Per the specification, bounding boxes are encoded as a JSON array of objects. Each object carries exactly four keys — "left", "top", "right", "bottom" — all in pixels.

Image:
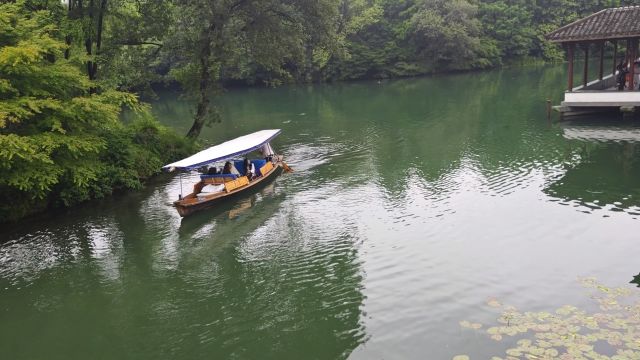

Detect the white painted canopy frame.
[{"left": 162, "top": 129, "right": 281, "bottom": 172}]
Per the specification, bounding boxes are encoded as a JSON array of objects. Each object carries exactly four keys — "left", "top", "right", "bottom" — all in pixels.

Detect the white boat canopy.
[{"left": 162, "top": 129, "right": 281, "bottom": 172}]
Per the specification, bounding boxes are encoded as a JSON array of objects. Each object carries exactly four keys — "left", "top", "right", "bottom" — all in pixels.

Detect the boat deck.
[{"left": 174, "top": 161, "right": 283, "bottom": 217}]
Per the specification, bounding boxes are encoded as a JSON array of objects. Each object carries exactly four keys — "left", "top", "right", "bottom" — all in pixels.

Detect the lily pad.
[
  {"left": 452, "top": 355, "right": 470, "bottom": 360},
  {"left": 458, "top": 278, "right": 640, "bottom": 360}
]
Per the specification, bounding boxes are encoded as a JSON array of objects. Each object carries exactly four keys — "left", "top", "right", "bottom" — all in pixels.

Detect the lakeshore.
[{"left": 2, "top": 65, "right": 640, "bottom": 359}]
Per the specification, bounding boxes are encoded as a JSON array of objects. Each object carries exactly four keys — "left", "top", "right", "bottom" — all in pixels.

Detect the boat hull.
[{"left": 173, "top": 163, "right": 283, "bottom": 217}]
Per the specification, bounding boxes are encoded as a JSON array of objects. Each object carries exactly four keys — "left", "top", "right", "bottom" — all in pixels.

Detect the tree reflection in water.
[{"left": 544, "top": 121, "right": 640, "bottom": 216}]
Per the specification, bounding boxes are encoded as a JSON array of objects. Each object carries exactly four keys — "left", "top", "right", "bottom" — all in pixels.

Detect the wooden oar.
[{"left": 282, "top": 161, "right": 294, "bottom": 172}]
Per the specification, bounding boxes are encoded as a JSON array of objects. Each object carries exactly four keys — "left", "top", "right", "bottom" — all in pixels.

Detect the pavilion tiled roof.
[{"left": 546, "top": 6, "right": 640, "bottom": 43}]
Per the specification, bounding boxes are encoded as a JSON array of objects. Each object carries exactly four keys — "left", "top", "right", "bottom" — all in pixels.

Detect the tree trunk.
[
  {"left": 93, "top": 0, "right": 108, "bottom": 78},
  {"left": 304, "top": 45, "right": 313, "bottom": 82},
  {"left": 86, "top": 0, "right": 95, "bottom": 81},
  {"left": 82, "top": 0, "right": 107, "bottom": 93},
  {"left": 64, "top": 0, "right": 73, "bottom": 59},
  {"left": 186, "top": 27, "right": 214, "bottom": 139}
]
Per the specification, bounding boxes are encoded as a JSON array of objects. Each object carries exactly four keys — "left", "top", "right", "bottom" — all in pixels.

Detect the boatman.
[{"left": 244, "top": 158, "right": 255, "bottom": 180}]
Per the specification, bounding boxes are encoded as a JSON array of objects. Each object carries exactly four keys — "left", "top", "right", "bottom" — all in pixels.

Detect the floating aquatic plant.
[{"left": 455, "top": 278, "right": 640, "bottom": 360}]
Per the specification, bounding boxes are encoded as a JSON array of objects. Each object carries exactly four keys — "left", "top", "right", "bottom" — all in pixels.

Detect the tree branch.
[
  {"left": 229, "top": 0, "right": 250, "bottom": 12},
  {"left": 115, "top": 41, "right": 164, "bottom": 47}
]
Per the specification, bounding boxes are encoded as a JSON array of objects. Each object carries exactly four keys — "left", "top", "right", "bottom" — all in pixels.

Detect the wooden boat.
[{"left": 162, "top": 129, "right": 290, "bottom": 217}]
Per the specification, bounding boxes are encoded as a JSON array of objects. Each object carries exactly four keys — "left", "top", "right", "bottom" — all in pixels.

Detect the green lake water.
[{"left": 2, "top": 65, "right": 640, "bottom": 359}]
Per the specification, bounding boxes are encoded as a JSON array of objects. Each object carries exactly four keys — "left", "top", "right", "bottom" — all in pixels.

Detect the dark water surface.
[{"left": 2, "top": 65, "right": 640, "bottom": 359}]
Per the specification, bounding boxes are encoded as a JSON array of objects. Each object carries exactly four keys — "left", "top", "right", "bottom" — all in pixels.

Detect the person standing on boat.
[
  {"left": 244, "top": 158, "right": 255, "bottom": 180},
  {"left": 260, "top": 143, "right": 276, "bottom": 162}
]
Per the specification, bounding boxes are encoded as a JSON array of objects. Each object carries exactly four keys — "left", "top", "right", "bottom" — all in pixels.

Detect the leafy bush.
[{"left": 0, "top": 2, "right": 195, "bottom": 222}]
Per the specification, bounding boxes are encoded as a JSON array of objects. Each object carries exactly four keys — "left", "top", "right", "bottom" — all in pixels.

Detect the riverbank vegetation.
[
  {"left": 1, "top": 0, "right": 635, "bottom": 221},
  {"left": 0, "top": 2, "right": 195, "bottom": 222},
  {"left": 128, "top": 0, "right": 640, "bottom": 138}
]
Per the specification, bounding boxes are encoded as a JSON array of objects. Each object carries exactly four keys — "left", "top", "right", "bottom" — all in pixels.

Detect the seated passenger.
[
  {"left": 207, "top": 166, "right": 218, "bottom": 175},
  {"left": 222, "top": 162, "right": 232, "bottom": 174},
  {"left": 222, "top": 161, "right": 240, "bottom": 176}
]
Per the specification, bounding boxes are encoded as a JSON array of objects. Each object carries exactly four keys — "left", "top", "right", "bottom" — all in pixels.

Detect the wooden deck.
[
  {"left": 555, "top": 74, "right": 640, "bottom": 118},
  {"left": 563, "top": 90, "right": 640, "bottom": 107}
]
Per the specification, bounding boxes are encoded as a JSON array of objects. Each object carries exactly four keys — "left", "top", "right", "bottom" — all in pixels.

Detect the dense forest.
[{"left": 1, "top": 0, "right": 638, "bottom": 222}]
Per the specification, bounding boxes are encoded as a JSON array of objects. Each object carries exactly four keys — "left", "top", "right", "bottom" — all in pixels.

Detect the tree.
[
  {"left": 167, "top": 0, "right": 341, "bottom": 139},
  {"left": 478, "top": 1, "right": 535, "bottom": 61},
  {"left": 55, "top": 0, "right": 172, "bottom": 95},
  {"left": 325, "top": 0, "right": 400, "bottom": 80},
  {"left": 0, "top": 1, "right": 193, "bottom": 221},
  {"left": 92, "top": 0, "right": 173, "bottom": 93},
  {"left": 60, "top": 0, "right": 109, "bottom": 82},
  {"left": 404, "top": 0, "right": 496, "bottom": 71}
]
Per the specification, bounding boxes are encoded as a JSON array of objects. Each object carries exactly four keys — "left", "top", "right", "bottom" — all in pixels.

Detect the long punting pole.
[
  {"left": 567, "top": 43, "right": 575, "bottom": 91},
  {"left": 583, "top": 44, "right": 589, "bottom": 88}
]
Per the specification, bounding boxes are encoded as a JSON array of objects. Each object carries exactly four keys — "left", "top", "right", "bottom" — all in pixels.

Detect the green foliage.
[
  {"left": 4, "top": 0, "right": 636, "bottom": 219},
  {"left": 167, "top": 0, "right": 342, "bottom": 86},
  {"left": 0, "top": 1, "right": 195, "bottom": 222},
  {"left": 98, "top": 0, "right": 173, "bottom": 93},
  {"left": 321, "top": 0, "right": 640, "bottom": 80},
  {"left": 479, "top": 1, "right": 535, "bottom": 60},
  {"left": 51, "top": 0, "right": 640, "bottom": 89},
  {"left": 405, "top": 0, "right": 492, "bottom": 71},
  {"left": 165, "top": 0, "right": 343, "bottom": 138}
]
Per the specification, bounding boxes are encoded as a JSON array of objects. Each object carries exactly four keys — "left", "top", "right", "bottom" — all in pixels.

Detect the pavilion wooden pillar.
[
  {"left": 612, "top": 40, "right": 618, "bottom": 76},
  {"left": 598, "top": 41, "right": 605, "bottom": 80},
  {"left": 627, "top": 39, "right": 633, "bottom": 90},
  {"left": 629, "top": 39, "right": 638, "bottom": 90},
  {"left": 567, "top": 43, "right": 575, "bottom": 91},
  {"left": 583, "top": 43, "right": 589, "bottom": 87},
  {"left": 629, "top": 38, "right": 638, "bottom": 91},
  {"left": 637, "top": 38, "right": 640, "bottom": 90}
]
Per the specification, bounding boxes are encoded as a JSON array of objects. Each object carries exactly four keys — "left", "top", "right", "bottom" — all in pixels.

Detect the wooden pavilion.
[{"left": 547, "top": 6, "right": 640, "bottom": 117}]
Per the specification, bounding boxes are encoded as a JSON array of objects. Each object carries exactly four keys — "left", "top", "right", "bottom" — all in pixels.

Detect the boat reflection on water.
[
  {"left": 177, "top": 181, "right": 280, "bottom": 239},
  {"left": 227, "top": 197, "right": 255, "bottom": 219},
  {"left": 544, "top": 121, "right": 640, "bottom": 214},
  {"left": 164, "top": 179, "right": 366, "bottom": 359},
  {"left": 1, "top": 171, "right": 368, "bottom": 359}
]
